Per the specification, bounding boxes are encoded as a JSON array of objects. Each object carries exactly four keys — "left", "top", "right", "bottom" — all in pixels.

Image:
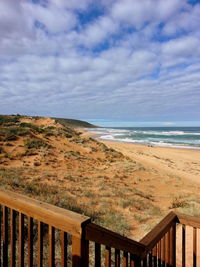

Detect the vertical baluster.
[
  {"left": 194, "top": 228, "right": 197, "bottom": 267},
  {"left": 149, "top": 251, "right": 153, "bottom": 267},
  {"left": 158, "top": 240, "right": 161, "bottom": 267},
  {"left": 105, "top": 246, "right": 111, "bottom": 267},
  {"left": 143, "top": 255, "right": 147, "bottom": 267},
  {"left": 72, "top": 236, "right": 89, "bottom": 267},
  {"left": 0, "top": 205, "right": 2, "bottom": 266},
  {"left": 161, "top": 236, "right": 165, "bottom": 266},
  {"left": 19, "top": 213, "right": 24, "bottom": 267},
  {"left": 182, "top": 225, "right": 186, "bottom": 267},
  {"left": 38, "top": 222, "right": 43, "bottom": 267},
  {"left": 171, "top": 224, "right": 176, "bottom": 267},
  {"left": 28, "top": 216, "right": 33, "bottom": 267},
  {"left": 130, "top": 254, "right": 134, "bottom": 267},
  {"left": 95, "top": 243, "right": 101, "bottom": 267},
  {"left": 10, "top": 209, "right": 16, "bottom": 267},
  {"left": 165, "top": 231, "right": 170, "bottom": 267},
  {"left": 49, "top": 226, "right": 55, "bottom": 267},
  {"left": 185, "top": 225, "right": 193, "bottom": 267},
  {"left": 152, "top": 245, "right": 157, "bottom": 267},
  {"left": 123, "top": 251, "right": 128, "bottom": 267},
  {"left": 115, "top": 249, "right": 120, "bottom": 267},
  {"left": 3, "top": 206, "right": 8, "bottom": 267},
  {"left": 176, "top": 224, "right": 182, "bottom": 267},
  {"left": 197, "top": 229, "right": 200, "bottom": 267},
  {"left": 130, "top": 254, "right": 141, "bottom": 267},
  {"left": 60, "top": 231, "right": 68, "bottom": 267}
]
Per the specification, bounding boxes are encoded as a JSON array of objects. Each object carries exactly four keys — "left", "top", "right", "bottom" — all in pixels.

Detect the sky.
[{"left": 0, "top": 0, "right": 200, "bottom": 127}]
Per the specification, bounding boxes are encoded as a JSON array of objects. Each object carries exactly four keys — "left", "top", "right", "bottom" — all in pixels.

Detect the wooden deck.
[{"left": 0, "top": 189, "right": 199, "bottom": 266}]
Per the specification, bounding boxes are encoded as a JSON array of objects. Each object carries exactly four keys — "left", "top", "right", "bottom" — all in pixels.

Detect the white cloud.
[
  {"left": 0, "top": 0, "right": 200, "bottom": 121},
  {"left": 162, "top": 4, "right": 200, "bottom": 36},
  {"left": 163, "top": 36, "right": 200, "bottom": 57},
  {"left": 111, "top": 0, "right": 186, "bottom": 30},
  {"left": 0, "top": 0, "right": 33, "bottom": 40},
  {"left": 162, "top": 35, "right": 200, "bottom": 67},
  {"left": 111, "top": 0, "right": 153, "bottom": 29},
  {"left": 49, "top": 0, "right": 92, "bottom": 11},
  {"left": 24, "top": 2, "right": 77, "bottom": 34},
  {"left": 78, "top": 16, "right": 118, "bottom": 47}
]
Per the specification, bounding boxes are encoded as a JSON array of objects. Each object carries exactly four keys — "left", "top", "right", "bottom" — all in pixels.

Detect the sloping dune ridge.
[{"left": 0, "top": 114, "right": 200, "bottom": 240}]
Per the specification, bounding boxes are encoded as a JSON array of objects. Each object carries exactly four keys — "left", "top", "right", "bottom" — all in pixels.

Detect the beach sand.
[
  {"left": 81, "top": 131, "right": 200, "bottom": 239},
  {"left": 83, "top": 130, "right": 200, "bottom": 184},
  {"left": 102, "top": 141, "right": 200, "bottom": 183}
]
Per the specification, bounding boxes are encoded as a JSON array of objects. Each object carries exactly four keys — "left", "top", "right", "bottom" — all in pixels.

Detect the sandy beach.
[
  {"left": 83, "top": 130, "right": 200, "bottom": 183},
  {"left": 102, "top": 141, "right": 200, "bottom": 183},
  {"left": 81, "top": 130, "right": 200, "bottom": 237}
]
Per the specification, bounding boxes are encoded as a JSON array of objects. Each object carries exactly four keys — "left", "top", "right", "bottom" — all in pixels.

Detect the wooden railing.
[{"left": 0, "top": 189, "right": 200, "bottom": 266}]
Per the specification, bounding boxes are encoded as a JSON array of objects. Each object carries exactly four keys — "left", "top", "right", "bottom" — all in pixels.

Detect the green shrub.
[
  {"left": 170, "top": 197, "right": 188, "bottom": 209},
  {"left": 0, "top": 115, "right": 20, "bottom": 125},
  {"left": 8, "top": 127, "right": 30, "bottom": 136},
  {"left": 4, "top": 133, "right": 18, "bottom": 141},
  {"left": 24, "top": 138, "right": 50, "bottom": 149},
  {"left": 0, "top": 146, "right": 4, "bottom": 154},
  {"left": 20, "top": 123, "right": 44, "bottom": 133}
]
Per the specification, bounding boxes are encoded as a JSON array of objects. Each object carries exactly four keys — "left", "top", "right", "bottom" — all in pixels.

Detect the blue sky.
[{"left": 0, "top": 0, "right": 200, "bottom": 127}]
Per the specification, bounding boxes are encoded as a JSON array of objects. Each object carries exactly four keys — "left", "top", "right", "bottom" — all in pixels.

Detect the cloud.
[
  {"left": 0, "top": 0, "right": 200, "bottom": 122},
  {"left": 24, "top": 2, "right": 77, "bottom": 34},
  {"left": 161, "top": 35, "right": 200, "bottom": 67},
  {"left": 78, "top": 16, "right": 118, "bottom": 47},
  {"left": 162, "top": 3, "right": 200, "bottom": 36},
  {"left": 0, "top": 0, "right": 33, "bottom": 40},
  {"left": 111, "top": 0, "right": 186, "bottom": 30},
  {"left": 49, "top": 0, "right": 93, "bottom": 11}
]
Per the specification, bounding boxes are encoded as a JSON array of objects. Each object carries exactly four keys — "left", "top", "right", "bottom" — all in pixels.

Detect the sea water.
[{"left": 89, "top": 127, "right": 200, "bottom": 150}]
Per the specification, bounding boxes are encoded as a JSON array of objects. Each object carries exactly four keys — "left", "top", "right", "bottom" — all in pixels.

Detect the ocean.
[{"left": 89, "top": 127, "right": 200, "bottom": 150}]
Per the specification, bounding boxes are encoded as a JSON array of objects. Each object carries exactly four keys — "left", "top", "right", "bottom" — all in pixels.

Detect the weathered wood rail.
[{"left": 0, "top": 189, "right": 199, "bottom": 266}]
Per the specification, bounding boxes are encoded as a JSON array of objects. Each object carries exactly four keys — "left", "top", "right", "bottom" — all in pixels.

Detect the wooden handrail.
[
  {"left": 85, "top": 222, "right": 146, "bottom": 256},
  {"left": 140, "top": 211, "right": 178, "bottom": 251},
  {"left": 176, "top": 212, "right": 200, "bottom": 228},
  {"left": 0, "top": 189, "right": 90, "bottom": 237},
  {"left": 1, "top": 188, "right": 200, "bottom": 266}
]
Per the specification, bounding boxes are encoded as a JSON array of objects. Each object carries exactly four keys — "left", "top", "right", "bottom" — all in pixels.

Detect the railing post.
[
  {"left": 72, "top": 235, "right": 89, "bottom": 267},
  {"left": 3, "top": 206, "right": 8, "bottom": 267},
  {"left": 170, "top": 224, "right": 176, "bottom": 267},
  {"left": 130, "top": 254, "right": 141, "bottom": 267}
]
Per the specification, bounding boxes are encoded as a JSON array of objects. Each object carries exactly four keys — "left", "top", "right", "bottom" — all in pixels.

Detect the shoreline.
[
  {"left": 82, "top": 128, "right": 200, "bottom": 184},
  {"left": 84, "top": 129, "right": 200, "bottom": 152}
]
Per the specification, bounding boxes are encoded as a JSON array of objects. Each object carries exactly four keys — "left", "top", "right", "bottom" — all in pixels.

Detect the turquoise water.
[{"left": 89, "top": 127, "right": 200, "bottom": 149}]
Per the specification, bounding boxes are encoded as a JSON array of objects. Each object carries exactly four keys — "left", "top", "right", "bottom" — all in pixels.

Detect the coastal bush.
[
  {"left": 70, "top": 136, "right": 85, "bottom": 144},
  {"left": 7, "top": 127, "right": 30, "bottom": 136},
  {"left": 0, "top": 115, "right": 20, "bottom": 125},
  {"left": 170, "top": 197, "right": 188, "bottom": 209},
  {"left": 60, "top": 130, "right": 73, "bottom": 138},
  {"left": 20, "top": 122, "right": 44, "bottom": 133},
  {"left": 0, "top": 146, "right": 4, "bottom": 154},
  {"left": 1, "top": 126, "right": 31, "bottom": 141},
  {"left": 4, "top": 133, "right": 18, "bottom": 141},
  {"left": 24, "top": 138, "right": 50, "bottom": 149}
]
